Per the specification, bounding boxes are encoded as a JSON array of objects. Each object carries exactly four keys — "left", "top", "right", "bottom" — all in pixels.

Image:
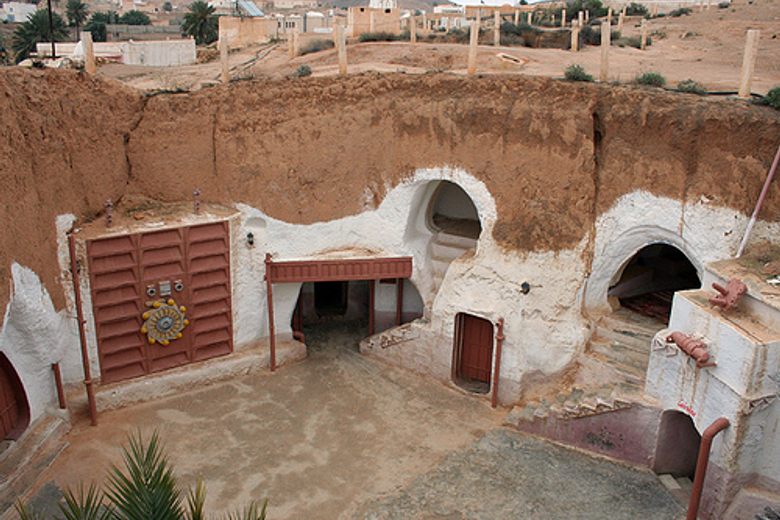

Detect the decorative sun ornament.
[{"left": 141, "top": 299, "right": 189, "bottom": 346}]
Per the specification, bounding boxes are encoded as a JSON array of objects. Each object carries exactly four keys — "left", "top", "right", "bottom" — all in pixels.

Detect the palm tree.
[
  {"left": 65, "top": 0, "right": 89, "bottom": 42},
  {"left": 12, "top": 9, "right": 68, "bottom": 63},
  {"left": 182, "top": 0, "right": 218, "bottom": 45},
  {"left": 16, "top": 431, "right": 268, "bottom": 520}
]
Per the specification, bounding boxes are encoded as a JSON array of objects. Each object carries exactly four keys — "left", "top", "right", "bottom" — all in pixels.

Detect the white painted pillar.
[
  {"left": 578, "top": 10, "right": 584, "bottom": 26},
  {"left": 220, "top": 36, "right": 229, "bottom": 82},
  {"left": 600, "top": 21, "right": 610, "bottom": 81},
  {"left": 640, "top": 19, "right": 648, "bottom": 50},
  {"left": 514, "top": 9, "right": 519, "bottom": 25},
  {"left": 410, "top": 15, "right": 416, "bottom": 43},
  {"left": 80, "top": 31, "right": 96, "bottom": 74},
  {"left": 494, "top": 10, "right": 501, "bottom": 46},
  {"left": 467, "top": 20, "right": 478, "bottom": 75},
  {"left": 561, "top": 8, "right": 566, "bottom": 27},
  {"left": 570, "top": 20, "right": 579, "bottom": 52},
  {"left": 738, "top": 29, "right": 760, "bottom": 98},
  {"left": 335, "top": 23, "right": 347, "bottom": 76},
  {"left": 617, "top": 11, "right": 624, "bottom": 32},
  {"left": 527, "top": 11, "right": 532, "bottom": 24}
]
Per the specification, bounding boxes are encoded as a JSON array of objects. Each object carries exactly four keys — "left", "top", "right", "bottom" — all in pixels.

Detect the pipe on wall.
[
  {"left": 67, "top": 233, "right": 98, "bottom": 426},
  {"left": 265, "top": 253, "right": 277, "bottom": 372},
  {"left": 736, "top": 143, "right": 780, "bottom": 257},
  {"left": 51, "top": 363, "right": 66, "bottom": 410},
  {"left": 686, "top": 417, "right": 730, "bottom": 520},
  {"left": 491, "top": 318, "right": 504, "bottom": 409}
]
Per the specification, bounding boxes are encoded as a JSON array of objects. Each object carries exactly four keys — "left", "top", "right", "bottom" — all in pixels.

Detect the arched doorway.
[
  {"left": 654, "top": 410, "right": 701, "bottom": 479},
  {"left": 0, "top": 353, "right": 30, "bottom": 442},
  {"left": 452, "top": 313, "right": 494, "bottom": 394},
  {"left": 608, "top": 244, "right": 701, "bottom": 323},
  {"left": 427, "top": 181, "right": 481, "bottom": 240}
]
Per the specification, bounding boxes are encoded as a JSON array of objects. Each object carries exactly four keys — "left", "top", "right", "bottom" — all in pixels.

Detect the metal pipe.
[
  {"left": 491, "top": 318, "right": 504, "bottom": 409},
  {"left": 736, "top": 143, "right": 780, "bottom": 257},
  {"left": 51, "top": 363, "right": 66, "bottom": 410},
  {"left": 686, "top": 417, "right": 730, "bottom": 520},
  {"left": 67, "top": 233, "right": 98, "bottom": 426},
  {"left": 264, "top": 253, "right": 276, "bottom": 372}
]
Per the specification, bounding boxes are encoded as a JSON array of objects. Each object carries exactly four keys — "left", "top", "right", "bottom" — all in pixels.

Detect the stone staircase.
[
  {"left": 429, "top": 231, "right": 477, "bottom": 291},
  {"left": 587, "top": 308, "right": 664, "bottom": 386},
  {"left": 506, "top": 381, "right": 643, "bottom": 425}
]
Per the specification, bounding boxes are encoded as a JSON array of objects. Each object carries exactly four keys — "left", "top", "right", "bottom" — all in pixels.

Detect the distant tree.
[
  {"left": 12, "top": 9, "right": 68, "bottom": 63},
  {"left": 0, "top": 36, "right": 9, "bottom": 65},
  {"left": 66, "top": 0, "right": 89, "bottom": 41},
  {"left": 182, "top": 0, "right": 217, "bottom": 45},
  {"left": 84, "top": 11, "right": 116, "bottom": 42},
  {"left": 118, "top": 9, "right": 152, "bottom": 25},
  {"left": 162, "top": 1, "right": 173, "bottom": 11}
]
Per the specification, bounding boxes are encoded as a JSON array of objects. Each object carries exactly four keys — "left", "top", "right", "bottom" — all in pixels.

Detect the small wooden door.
[
  {"left": 455, "top": 313, "right": 494, "bottom": 384},
  {"left": 0, "top": 353, "right": 29, "bottom": 441}
]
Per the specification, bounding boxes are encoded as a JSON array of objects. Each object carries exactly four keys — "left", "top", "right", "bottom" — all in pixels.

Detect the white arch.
[{"left": 584, "top": 225, "right": 703, "bottom": 316}]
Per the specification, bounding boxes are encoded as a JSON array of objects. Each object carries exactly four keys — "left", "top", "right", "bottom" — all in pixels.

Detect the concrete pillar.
[
  {"left": 570, "top": 20, "right": 579, "bottom": 52},
  {"left": 293, "top": 29, "right": 300, "bottom": 56},
  {"left": 527, "top": 11, "right": 532, "bottom": 24},
  {"left": 617, "top": 11, "right": 624, "bottom": 32},
  {"left": 640, "top": 19, "right": 648, "bottom": 50},
  {"left": 514, "top": 9, "right": 519, "bottom": 25},
  {"left": 369, "top": 11, "right": 375, "bottom": 32},
  {"left": 422, "top": 12, "right": 427, "bottom": 33},
  {"left": 707, "top": 0, "right": 711, "bottom": 10},
  {"left": 335, "top": 23, "right": 347, "bottom": 76},
  {"left": 494, "top": 10, "right": 501, "bottom": 46},
  {"left": 410, "top": 15, "right": 416, "bottom": 43},
  {"left": 552, "top": 14, "right": 556, "bottom": 25},
  {"left": 467, "top": 20, "right": 478, "bottom": 75},
  {"left": 287, "top": 31, "right": 294, "bottom": 58},
  {"left": 607, "top": 7, "right": 613, "bottom": 25},
  {"left": 585, "top": 10, "right": 589, "bottom": 22},
  {"left": 651, "top": 4, "right": 658, "bottom": 17},
  {"left": 561, "top": 8, "right": 566, "bottom": 27},
  {"left": 738, "top": 29, "right": 760, "bottom": 98},
  {"left": 220, "top": 36, "right": 229, "bottom": 82},
  {"left": 578, "top": 10, "right": 584, "bottom": 26},
  {"left": 80, "top": 31, "right": 96, "bottom": 74},
  {"left": 475, "top": 8, "right": 481, "bottom": 27},
  {"left": 599, "top": 21, "right": 610, "bottom": 82}
]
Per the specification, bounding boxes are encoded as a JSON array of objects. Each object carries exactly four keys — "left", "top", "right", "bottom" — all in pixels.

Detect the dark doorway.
[
  {"left": 0, "top": 353, "right": 30, "bottom": 441},
  {"left": 609, "top": 244, "right": 700, "bottom": 322},
  {"left": 429, "top": 181, "right": 482, "bottom": 240},
  {"left": 453, "top": 313, "right": 494, "bottom": 394},
  {"left": 314, "top": 281, "right": 349, "bottom": 317},
  {"left": 653, "top": 410, "right": 702, "bottom": 479}
]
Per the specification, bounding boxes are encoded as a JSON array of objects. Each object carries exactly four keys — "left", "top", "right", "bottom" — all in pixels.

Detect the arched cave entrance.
[
  {"left": 291, "top": 279, "right": 424, "bottom": 354},
  {"left": 608, "top": 244, "right": 701, "bottom": 323},
  {"left": 428, "top": 181, "right": 482, "bottom": 240},
  {"left": 653, "top": 410, "right": 702, "bottom": 482},
  {"left": 452, "top": 313, "right": 494, "bottom": 394},
  {"left": 0, "top": 352, "right": 30, "bottom": 445}
]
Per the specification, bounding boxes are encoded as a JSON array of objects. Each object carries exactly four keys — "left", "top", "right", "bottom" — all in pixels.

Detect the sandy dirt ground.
[
  {"left": 97, "top": 0, "right": 779, "bottom": 94},
  {"left": 24, "top": 320, "right": 681, "bottom": 519}
]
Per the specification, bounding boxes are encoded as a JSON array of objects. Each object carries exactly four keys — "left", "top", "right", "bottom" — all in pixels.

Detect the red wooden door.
[
  {"left": 457, "top": 314, "right": 494, "bottom": 383},
  {"left": 87, "top": 221, "right": 233, "bottom": 384},
  {"left": 0, "top": 353, "right": 29, "bottom": 440}
]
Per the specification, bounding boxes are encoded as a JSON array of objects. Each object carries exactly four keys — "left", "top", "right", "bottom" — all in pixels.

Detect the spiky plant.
[{"left": 16, "top": 432, "right": 268, "bottom": 520}]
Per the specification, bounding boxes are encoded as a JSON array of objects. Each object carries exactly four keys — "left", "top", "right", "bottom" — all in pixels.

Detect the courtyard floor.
[{"left": 26, "top": 321, "right": 683, "bottom": 519}]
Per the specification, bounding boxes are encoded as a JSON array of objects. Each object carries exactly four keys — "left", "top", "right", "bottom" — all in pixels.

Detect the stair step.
[
  {"left": 431, "top": 241, "right": 470, "bottom": 262},
  {"left": 659, "top": 474, "right": 682, "bottom": 490},
  {"left": 435, "top": 231, "right": 478, "bottom": 249},
  {"left": 590, "top": 338, "right": 650, "bottom": 367}
]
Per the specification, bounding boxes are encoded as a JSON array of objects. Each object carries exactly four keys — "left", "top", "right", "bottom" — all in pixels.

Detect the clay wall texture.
[{"left": 1, "top": 69, "right": 779, "bottom": 329}]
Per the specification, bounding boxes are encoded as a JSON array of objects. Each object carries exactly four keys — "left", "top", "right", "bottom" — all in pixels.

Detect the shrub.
[
  {"left": 299, "top": 38, "right": 333, "bottom": 55},
  {"left": 614, "top": 35, "right": 646, "bottom": 48},
  {"left": 625, "top": 2, "right": 648, "bottom": 15},
  {"left": 636, "top": 71, "right": 666, "bottom": 87},
  {"left": 718, "top": 1, "right": 730, "bottom": 7},
  {"left": 677, "top": 79, "right": 706, "bottom": 95},
  {"left": 759, "top": 87, "right": 780, "bottom": 110},
  {"left": 358, "top": 31, "right": 399, "bottom": 42},
  {"left": 294, "top": 64, "right": 311, "bottom": 77},
  {"left": 564, "top": 64, "right": 594, "bottom": 82},
  {"left": 669, "top": 7, "right": 692, "bottom": 16},
  {"left": 580, "top": 24, "right": 601, "bottom": 45}
]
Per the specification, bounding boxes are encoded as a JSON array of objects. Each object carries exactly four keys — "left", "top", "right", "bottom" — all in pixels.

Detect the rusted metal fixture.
[
  {"left": 265, "top": 253, "right": 276, "bottom": 372},
  {"left": 737, "top": 143, "right": 780, "bottom": 257},
  {"left": 104, "top": 199, "right": 113, "bottom": 228},
  {"left": 193, "top": 188, "right": 201, "bottom": 214},
  {"left": 51, "top": 363, "right": 66, "bottom": 410},
  {"left": 666, "top": 332, "right": 716, "bottom": 368},
  {"left": 67, "top": 233, "right": 98, "bottom": 426},
  {"left": 709, "top": 278, "right": 747, "bottom": 312},
  {"left": 491, "top": 318, "right": 505, "bottom": 409},
  {"left": 686, "top": 417, "right": 730, "bottom": 520}
]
